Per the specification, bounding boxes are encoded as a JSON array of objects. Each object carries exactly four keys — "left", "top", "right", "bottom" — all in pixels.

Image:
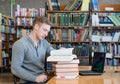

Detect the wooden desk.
[{"left": 47, "top": 66, "right": 120, "bottom": 84}]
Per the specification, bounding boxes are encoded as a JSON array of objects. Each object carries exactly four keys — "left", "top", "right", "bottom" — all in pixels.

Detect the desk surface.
[{"left": 47, "top": 66, "right": 120, "bottom": 84}]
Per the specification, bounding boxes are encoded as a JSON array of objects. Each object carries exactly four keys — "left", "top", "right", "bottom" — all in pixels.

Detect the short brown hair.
[{"left": 33, "top": 16, "right": 51, "bottom": 27}]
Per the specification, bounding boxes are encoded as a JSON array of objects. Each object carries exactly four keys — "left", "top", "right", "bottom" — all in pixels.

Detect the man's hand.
[{"left": 35, "top": 74, "right": 47, "bottom": 83}]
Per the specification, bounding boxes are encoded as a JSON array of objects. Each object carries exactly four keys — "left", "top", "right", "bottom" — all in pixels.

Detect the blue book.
[
  {"left": 99, "top": 16, "right": 113, "bottom": 24},
  {"left": 92, "top": 0, "right": 99, "bottom": 10}
]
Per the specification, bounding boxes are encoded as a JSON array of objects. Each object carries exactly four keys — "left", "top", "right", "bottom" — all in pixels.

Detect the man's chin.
[{"left": 40, "top": 37, "right": 45, "bottom": 40}]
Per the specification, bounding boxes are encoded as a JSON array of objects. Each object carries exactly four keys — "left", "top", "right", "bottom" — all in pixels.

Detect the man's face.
[{"left": 36, "top": 23, "right": 50, "bottom": 40}]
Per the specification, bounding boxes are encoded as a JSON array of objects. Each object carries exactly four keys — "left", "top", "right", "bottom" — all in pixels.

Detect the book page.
[
  {"left": 47, "top": 55, "right": 77, "bottom": 62},
  {"left": 50, "top": 48, "right": 74, "bottom": 56},
  {"left": 57, "top": 59, "right": 79, "bottom": 64}
]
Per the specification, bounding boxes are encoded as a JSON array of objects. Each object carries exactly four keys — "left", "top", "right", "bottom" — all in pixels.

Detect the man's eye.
[{"left": 43, "top": 28, "right": 47, "bottom": 31}]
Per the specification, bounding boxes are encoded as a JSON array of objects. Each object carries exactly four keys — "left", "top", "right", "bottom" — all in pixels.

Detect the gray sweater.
[{"left": 11, "top": 35, "right": 54, "bottom": 82}]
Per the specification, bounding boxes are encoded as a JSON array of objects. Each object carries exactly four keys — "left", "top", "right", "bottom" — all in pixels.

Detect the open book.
[{"left": 47, "top": 48, "right": 77, "bottom": 62}]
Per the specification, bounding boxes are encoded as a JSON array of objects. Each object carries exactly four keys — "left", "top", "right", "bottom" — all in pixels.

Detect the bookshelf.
[
  {"left": 91, "top": 4, "right": 120, "bottom": 66},
  {"left": 46, "top": 1, "right": 91, "bottom": 65},
  {"left": 0, "top": 13, "right": 15, "bottom": 71},
  {"left": 15, "top": 6, "right": 45, "bottom": 40},
  {"left": 47, "top": 1, "right": 120, "bottom": 66}
]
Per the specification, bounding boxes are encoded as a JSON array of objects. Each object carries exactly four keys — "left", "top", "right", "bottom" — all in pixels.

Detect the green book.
[
  {"left": 115, "top": 15, "right": 120, "bottom": 26},
  {"left": 51, "top": 13, "right": 56, "bottom": 26},
  {"left": 64, "top": 0, "right": 74, "bottom": 10},
  {"left": 83, "top": 13, "right": 89, "bottom": 27},
  {"left": 71, "top": 0, "right": 82, "bottom": 11},
  {"left": 79, "top": 13, "right": 85, "bottom": 27},
  {"left": 108, "top": 15, "right": 120, "bottom": 26}
]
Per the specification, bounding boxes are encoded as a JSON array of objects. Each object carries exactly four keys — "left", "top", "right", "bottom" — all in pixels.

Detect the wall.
[
  {"left": 0, "top": 0, "right": 120, "bottom": 16},
  {"left": 0, "top": 0, "right": 11, "bottom": 16}
]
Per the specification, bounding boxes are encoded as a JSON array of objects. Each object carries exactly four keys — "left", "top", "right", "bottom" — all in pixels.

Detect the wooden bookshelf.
[
  {"left": 99, "top": 4, "right": 120, "bottom": 11},
  {"left": 46, "top": 1, "right": 91, "bottom": 66},
  {"left": 46, "top": 3, "right": 120, "bottom": 66},
  {"left": 0, "top": 13, "right": 16, "bottom": 70},
  {"left": 91, "top": 4, "right": 120, "bottom": 66},
  {"left": 15, "top": 7, "right": 46, "bottom": 39}
]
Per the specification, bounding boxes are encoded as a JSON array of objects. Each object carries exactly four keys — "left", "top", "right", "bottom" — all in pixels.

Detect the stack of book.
[
  {"left": 47, "top": 48, "right": 79, "bottom": 79},
  {"left": 53, "top": 59, "right": 79, "bottom": 79}
]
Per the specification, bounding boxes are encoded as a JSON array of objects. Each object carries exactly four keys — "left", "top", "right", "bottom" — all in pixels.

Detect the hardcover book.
[{"left": 92, "top": 0, "right": 99, "bottom": 10}]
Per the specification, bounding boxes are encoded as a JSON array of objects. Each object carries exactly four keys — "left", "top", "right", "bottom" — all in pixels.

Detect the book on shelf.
[
  {"left": 64, "top": 0, "right": 74, "bottom": 10},
  {"left": 70, "top": 0, "right": 82, "bottom": 11},
  {"left": 67, "top": 0, "right": 77, "bottom": 11},
  {"left": 62, "top": 29, "right": 68, "bottom": 41},
  {"left": 106, "top": 53, "right": 113, "bottom": 59},
  {"left": 92, "top": 0, "right": 99, "bottom": 10},
  {"left": 101, "top": 36, "right": 112, "bottom": 42},
  {"left": 91, "top": 35, "right": 101, "bottom": 42},
  {"left": 99, "top": 16, "right": 114, "bottom": 26},
  {"left": 47, "top": 0, "right": 60, "bottom": 10},
  {"left": 105, "top": 7, "right": 114, "bottom": 11},
  {"left": 80, "top": 0, "right": 90, "bottom": 11},
  {"left": 49, "top": 29, "right": 77, "bottom": 42},
  {"left": 64, "top": 0, "right": 82, "bottom": 11},
  {"left": 49, "top": 13, "right": 89, "bottom": 27},
  {"left": 15, "top": 4, "right": 45, "bottom": 17},
  {"left": 99, "top": 16, "right": 113, "bottom": 24},
  {"left": 92, "top": 33, "right": 120, "bottom": 42},
  {"left": 79, "top": 28, "right": 89, "bottom": 42},
  {"left": 108, "top": 15, "right": 120, "bottom": 26},
  {"left": 92, "top": 13, "right": 99, "bottom": 26},
  {"left": 112, "top": 32, "right": 120, "bottom": 42},
  {"left": 99, "top": 23, "right": 114, "bottom": 27}
]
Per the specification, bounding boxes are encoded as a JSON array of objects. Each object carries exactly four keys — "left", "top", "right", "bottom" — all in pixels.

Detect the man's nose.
[{"left": 45, "top": 32, "right": 48, "bottom": 36}]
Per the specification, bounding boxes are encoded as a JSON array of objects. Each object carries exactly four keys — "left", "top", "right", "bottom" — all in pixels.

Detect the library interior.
[{"left": 0, "top": 0, "right": 120, "bottom": 84}]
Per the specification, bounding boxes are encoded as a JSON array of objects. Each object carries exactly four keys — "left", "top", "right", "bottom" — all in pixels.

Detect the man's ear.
[{"left": 34, "top": 24, "right": 39, "bottom": 31}]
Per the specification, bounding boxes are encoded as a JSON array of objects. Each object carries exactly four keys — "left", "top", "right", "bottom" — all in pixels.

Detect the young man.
[{"left": 11, "top": 16, "right": 54, "bottom": 84}]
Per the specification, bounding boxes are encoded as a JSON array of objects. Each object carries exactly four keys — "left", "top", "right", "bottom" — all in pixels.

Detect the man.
[{"left": 11, "top": 16, "right": 54, "bottom": 84}]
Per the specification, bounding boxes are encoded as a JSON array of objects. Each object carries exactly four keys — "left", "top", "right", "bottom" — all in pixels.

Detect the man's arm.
[{"left": 11, "top": 41, "right": 36, "bottom": 82}]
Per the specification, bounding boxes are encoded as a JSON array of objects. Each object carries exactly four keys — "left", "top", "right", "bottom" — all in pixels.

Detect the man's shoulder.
[
  {"left": 40, "top": 39, "right": 49, "bottom": 44},
  {"left": 13, "top": 36, "right": 29, "bottom": 46},
  {"left": 40, "top": 39, "right": 51, "bottom": 47}
]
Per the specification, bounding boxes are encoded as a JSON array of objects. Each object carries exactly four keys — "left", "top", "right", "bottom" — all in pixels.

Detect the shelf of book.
[
  {"left": 46, "top": 0, "right": 93, "bottom": 66},
  {"left": 47, "top": 1, "right": 120, "bottom": 66},
  {"left": 15, "top": 4, "right": 46, "bottom": 39},
  {"left": 91, "top": 4, "right": 120, "bottom": 66},
  {"left": 0, "top": 13, "right": 15, "bottom": 70}
]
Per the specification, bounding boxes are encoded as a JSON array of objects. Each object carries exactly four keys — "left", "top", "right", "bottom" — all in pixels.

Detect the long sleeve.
[{"left": 11, "top": 41, "right": 36, "bottom": 82}]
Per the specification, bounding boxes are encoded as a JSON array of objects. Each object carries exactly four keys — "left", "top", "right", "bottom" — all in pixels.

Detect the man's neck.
[{"left": 29, "top": 32, "right": 39, "bottom": 46}]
